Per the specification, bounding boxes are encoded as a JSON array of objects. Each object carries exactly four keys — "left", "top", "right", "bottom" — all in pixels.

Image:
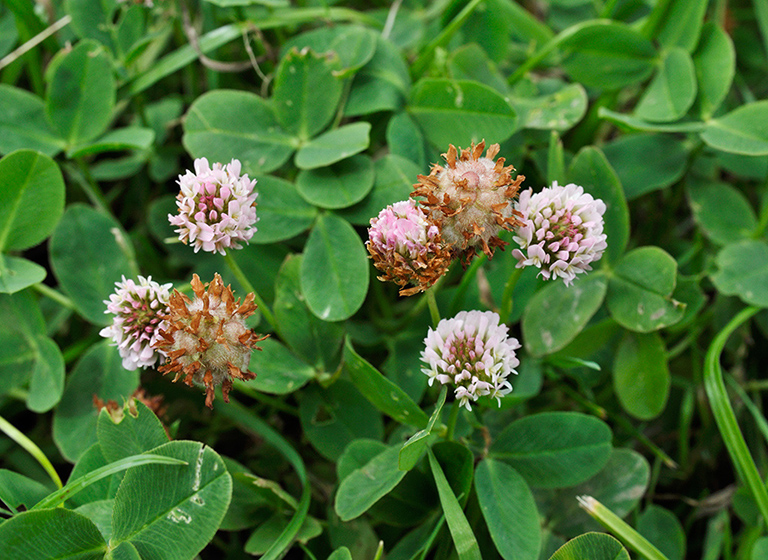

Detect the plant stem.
[
  {"left": 222, "top": 252, "right": 277, "bottom": 331},
  {"left": 445, "top": 401, "right": 460, "bottom": 441},
  {"left": 410, "top": 0, "right": 485, "bottom": 77},
  {"left": 578, "top": 496, "right": 671, "bottom": 560},
  {"left": 0, "top": 414, "right": 62, "bottom": 489},
  {"left": 499, "top": 267, "right": 523, "bottom": 323},
  {"left": 703, "top": 306, "right": 768, "bottom": 527},
  {"left": 32, "top": 283, "right": 75, "bottom": 310},
  {"left": 426, "top": 286, "right": 441, "bottom": 327}
]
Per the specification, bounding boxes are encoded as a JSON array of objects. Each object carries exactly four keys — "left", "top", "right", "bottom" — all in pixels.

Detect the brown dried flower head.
[
  {"left": 366, "top": 199, "right": 453, "bottom": 296},
  {"left": 153, "top": 273, "right": 266, "bottom": 408},
  {"left": 412, "top": 140, "right": 525, "bottom": 263}
]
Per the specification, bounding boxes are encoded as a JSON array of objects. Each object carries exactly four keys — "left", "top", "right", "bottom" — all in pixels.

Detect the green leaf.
[
  {"left": 67, "top": 127, "right": 155, "bottom": 158},
  {"left": 252, "top": 175, "right": 317, "bottom": 244},
  {"left": 247, "top": 337, "right": 315, "bottom": 394},
  {"left": 692, "top": 23, "right": 735, "bottom": 118},
  {"left": 752, "top": 538, "right": 768, "bottom": 560},
  {"left": 448, "top": 44, "right": 509, "bottom": 94},
  {"left": 655, "top": 0, "right": 708, "bottom": 52},
  {"left": 338, "top": 154, "right": 421, "bottom": 226},
  {"left": 27, "top": 335, "right": 65, "bottom": 413},
  {"left": 0, "top": 469, "right": 52, "bottom": 511},
  {"left": 295, "top": 122, "right": 371, "bottom": 170},
  {"left": 45, "top": 40, "right": 115, "bottom": 146},
  {"left": 386, "top": 112, "right": 427, "bottom": 169},
  {"left": 66, "top": 444, "right": 120, "bottom": 508},
  {"left": 64, "top": 0, "right": 118, "bottom": 46},
  {"left": 97, "top": 400, "right": 169, "bottom": 463},
  {"left": 549, "top": 532, "right": 630, "bottom": 560},
  {"left": 49, "top": 204, "right": 133, "bottom": 325},
  {"left": 244, "top": 513, "right": 322, "bottom": 555},
  {"left": 409, "top": 79, "right": 518, "bottom": 149},
  {"left": 522, "top": 272, "right": 608, "bottom": 357},
  {"left": 0, "top": 149, "right": 65, "bottom": 252},
  {"left": 512, "top": 83, "right": 588, "bottom": 131},
  {"left": 607, "top": 246, "right": 685, "bottom": 332},
  {"left": 335, "top": 444, "right": 407, "bottom": 521},
  {"left": 273, "top": 255, "right": 345, "bottom": 370},
  {"left": 344, "top": 338, "right": 429, "bottom": 429},
  {"left": 0, "top": 508, "right": 107, "bottom": 560},
  {"left": 282, "top": 25, "right": 377, "bottom": 78},
  {"left": 111, "top": 441, "right": 232, "bottom": 559},
  {"left": 300, "top": 213, "right": 369, "bottom": 321},
  {"left": 634, "top": 48, "right": 697, "bottom": 123},
  {"left": 475, "top": 459, "right": 541, "bottom": 560},
  {"left": 296, "top": 154, "right": 375, "bottom": 209},
  {"left": 568, "top": 146, "right": 629, "bottom": 264},
  {"left": 0, "top": 85, "right": 64, "bottom": 156},
  {"left": 490, "top": 412, "right": 613, "bottom": 488},
  {"left": 701, "top": 101, "right": 768, "bottom": 156},
  {"left": 346, "top": 34, "right": 410, "bottom": 116},
  {"left": 0, "top": 254, "right": 46, "bottom": 294},
  {"left": 711, "top": 240, "right": 768, "bottom": 307},
  {"left": 53, "top": 341, "right": 139, "bottom": 462},
  {"left": 602, "top": 133, "right": 687, "bottom": 200},
  {"left": 0, "top": 291, "right": 45, "bottom": 397},
  {"left": 547, "top": 449, "right": 650, "bottom": 538},
  {"left": 428, "top": 448, "right": 482, "bottom": 560},
  {"left": 613, "top": 331, "right": 670, "bottom": 420},
  {"left": 687, "top": 179, "right": 757, "bottom": 245},
  {"left": 32, "top": 453, "right": 187, "bottom": 511},
  {"left": 337, "top": 439, "right": 388, "bottom": 482},
  {"left": 183, "top": 89, "right": 296, "bottom": 175},
  {"left": 637, "top": 505, "right": 686, "bottom": 560},
  {"left": 559, "top": 21, "right": 657, "bottom": 89},
  {"left": 273, "top": 47, "right": 343, "bottom": 139},
  {"left": 399, "top": 386, "right": 446, "bottom": 471},
  {"left": 328, "top": 548, "right": 353, "bottom": 560},
  {"left": 298, "top": 380, "right": 383, "bottom": 461}
]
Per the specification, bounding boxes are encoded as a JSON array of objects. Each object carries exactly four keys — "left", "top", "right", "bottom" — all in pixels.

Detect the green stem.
[
  {"left": 578, "top": 496, "right": 670, "bottom": 560},
  {"left": 450, "top": 254, "right": 486, "bottom": 312},
  {"left": 499, "top": 267, "right": 523, "bottom": 323},
  {"left": 703, "top": 306, "right": 768, "bottom": 527},
  {"left": 426, "top": 286, "right": 441, "bottom": 327},
  {"left": 445, "top": 401, "right": 461, "bottom": 441},
  {"left": 0, "top": 414, "right": 62, "bottom": 489},
  {"left": 410, "top": 0, "right": 485, "bottom": 77},
  {"left": 32, "top": 283, "right": 76, "bottom": 310},
  {"left": 233, "top": 381, "right": 299, "bottom": 416},
  {"left": 222, "top": 252, "right": 277, "bottom": 331}
]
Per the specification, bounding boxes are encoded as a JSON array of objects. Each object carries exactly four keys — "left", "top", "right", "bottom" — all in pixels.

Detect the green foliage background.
[{"left": 1, "top": 0, "right": 768, "bottom": 558}]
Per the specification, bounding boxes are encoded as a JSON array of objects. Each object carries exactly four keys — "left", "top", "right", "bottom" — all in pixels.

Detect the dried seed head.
[
  {"left": 366, "top": 199, "right": 452, "bottom": 296},
  {"left": 412, "top": 141, "right": 525, "bottom": 263},
  {"left": 153, "top": 273, "right": 266, "bottom": 408}
]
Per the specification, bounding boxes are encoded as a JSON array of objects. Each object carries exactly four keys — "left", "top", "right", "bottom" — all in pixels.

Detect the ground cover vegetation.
[{"left": 1, "top": 0, "right": 768, "bottom": 558}]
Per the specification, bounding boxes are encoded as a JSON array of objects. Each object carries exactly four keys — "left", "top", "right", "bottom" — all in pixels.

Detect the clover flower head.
[
  {"left": 169, "top": 158, "right": 258, "bottom": 255},
  {"left": 512, "top": 182, "right": 607, "bottom": 286},
  {"left": 412, "top": 141, "right": 525, "bottom": 263},
  {"left": 153, "top": 273, "right": 266, "bottom": 408},
  {"left": 100, "top": 275, "right": 172, "bottom": 371},
  {"left": 421, "top": 310, "right": 520, "bottom": 410},
  {"left": 367, "top": 199, "right": 452, "bottom": 296}
]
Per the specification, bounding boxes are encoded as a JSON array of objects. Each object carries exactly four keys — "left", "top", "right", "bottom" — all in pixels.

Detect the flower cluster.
[
  {"left": 512, "top": 182, "right": 607, "bottom": 286},
  {"left": 413, "top": 141, "right": 525, "bottom": 263},
  {"left": 153, "top": 273, "right": 267, "bottom": 408},
  {"left": 100, "top": 276, "right": 172, "bottom": 371},
  {"left": 421, "top": 310, "right": 520, "bottom": 410},
  {"left": 168, "top": 158, "right": 258, "bottom": 255},
  {"left": 367, "top": 199, "right": 452, "bottom": 296}
]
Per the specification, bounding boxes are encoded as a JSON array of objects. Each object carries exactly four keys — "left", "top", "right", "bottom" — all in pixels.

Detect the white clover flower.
[
  {"left": 168, "top": 157, "right": 258, "bottom": 255},
  {"left": 367, "top": 199, "right": 451, "bottom": 296},
  {"left": 100, "top": 276, "right": 172, "bottom": 371},
  {"left": 421, "top": 310, "right": 520, "bottom": 410},
  {"left": 512, "top": 182, "right": 607, "bottom": 286}
]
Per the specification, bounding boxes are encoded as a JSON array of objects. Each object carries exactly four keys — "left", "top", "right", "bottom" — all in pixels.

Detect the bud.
[
  {"left": 100, "top": 275, "right": 172, "bottom": 371},
  {"left": 512, "top": 182, "right": 607, "bottom": 286},
  {"left": 412, "top": 141, "right": 525, "bottom": 263},
  {"left": 168, "top": 157, "right": 258, "bottom": 255},
  {"left": 153, "top": 273, "right": 266, "bottom": 408},
  {"left": 366, "top": 199, "right": 452, "bottom": 296},
  {"left": 421, "top": 310, "right": 520, "bottom": 410}
]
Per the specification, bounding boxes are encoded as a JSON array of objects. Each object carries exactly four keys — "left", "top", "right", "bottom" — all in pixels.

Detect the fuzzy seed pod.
[
  {"left": 153, "top": 273, "right": 266, "bottom": 408},
  {"left": 412, "top": 141, "right": 525, "bottom": 263}
]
